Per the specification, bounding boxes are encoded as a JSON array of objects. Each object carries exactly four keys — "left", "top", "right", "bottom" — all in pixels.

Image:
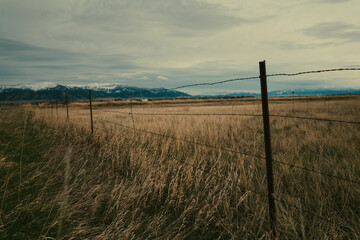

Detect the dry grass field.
[{"left": 0, "top": 95, "right": 359, "bottom": 239}]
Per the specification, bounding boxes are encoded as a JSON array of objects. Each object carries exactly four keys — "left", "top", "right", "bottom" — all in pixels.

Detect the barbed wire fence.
[{"left": 41, "top": 62, "right": 360, "bottom": 237}]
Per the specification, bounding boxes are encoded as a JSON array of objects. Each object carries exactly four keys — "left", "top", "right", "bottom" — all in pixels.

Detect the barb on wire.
[
  {"left": 272, "top": 158, "right": 360, "bottom": 185},
  {"left": 97, "top": 119, "right": 265, "bottom": 161},
  {"left": 269, "top": 114, "right": 360, "bottom": 125},
  {"left": 267, "top": 68, "right": 360, "bottom": 77}
]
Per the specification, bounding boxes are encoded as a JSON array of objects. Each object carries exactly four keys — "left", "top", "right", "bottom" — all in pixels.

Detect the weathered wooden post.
[
  {"left": 89, "top": 90, "right": 94, "bottom": 134},
  {"left": 292, "top": 90, "right": 295, "bottom": 113},
  {"left": 56, "top": 100, "right": 59, "bottom": 120},
  {"left": 66, "top": 95, "right": 69, "bottom": 121},
  {"left": 259, "top": 60, "right": 277, "bottom": 237}
]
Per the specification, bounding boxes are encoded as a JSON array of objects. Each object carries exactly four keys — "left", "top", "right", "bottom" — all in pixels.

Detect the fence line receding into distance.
[{"left": 38, "top": 63, "right": 360, "bottom": 237}]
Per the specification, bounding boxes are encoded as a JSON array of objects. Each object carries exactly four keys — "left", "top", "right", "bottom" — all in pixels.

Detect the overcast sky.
[{"left": 0, "top": 0, "right": 359, "bottom": 95}]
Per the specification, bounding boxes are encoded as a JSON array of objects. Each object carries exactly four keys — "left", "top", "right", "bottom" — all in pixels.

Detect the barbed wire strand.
[
  {"left": 68, "top": 111, "right": 89, "bottom": 117},
  {"left": 51, "top": 110, "right": 360, "bottom": 188},
  {"left": 267, "top": 68, "right": 360, "bottom": 77},
  {"left": 76, "top": 120, "right": 267, "bottom": 197},
  {"left": 85, "top": 68, "right": 360, "bottom": 99},
  {"left": 272, "top": 158, "right": 360, "bottom": 185},
  {"left": 123, "top": 76, "right": 260, "bottom": 99},
  {"left": 97, "top": 118, "right": 266, "bottom": 161},
  {"left": 270, "top": 114, "right": 360, "bottom": 125},
  {"left": 73, "top": 111, "right": 360, "bottom": 185},
  {"left": 53, "top": 111, "right": 359, "bottom": 233},
  {"left": 173, "top": 76, "right": 260, "bottom": 89},
  {"left": 34, "top": 67, "right": 360, "bottom": 236},
  {"left": 92, "top": 109, "right": 130, "bottom": 115},
  {"left": 74, "top": 118, "right": 360, "bottom": 186},
  {"left": 64, "top": 120, "right": 360, "bottom": 234},
  {"left": 93, "top": 108, "right": 262, "bottom": 117},
  {"left": 65, "top": 105, "right": 360, "bottom": 185},
  {"left": 143, "top": 146, "right": 269, "bottom": 198}
]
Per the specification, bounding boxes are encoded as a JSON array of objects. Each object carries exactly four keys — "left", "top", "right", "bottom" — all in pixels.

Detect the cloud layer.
[{"left": 0, "top": 0, "right": 359, "bottom": 94}]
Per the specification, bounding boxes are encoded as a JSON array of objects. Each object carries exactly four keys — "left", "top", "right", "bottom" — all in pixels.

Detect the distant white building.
[{"left": 141, "top": 98, "right": 148, "bottom": 102}]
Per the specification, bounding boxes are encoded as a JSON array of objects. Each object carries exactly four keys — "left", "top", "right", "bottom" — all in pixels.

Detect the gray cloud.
[
  {"left": 0, "top": 38, "right": 38, "bottom": 52},
  {"left": 0, "top": 37, "right": 140, "bottom": 85},
  {"left": 149, "top": 1, "right": 249, "bottom": 32},
  {"left": 314, "top": 0, "right": 351, "bottom": 3},
  {"left": 0, "top": 38, "right": 82, "bottom": 62},
  {"left": 0, "top": 0, "right": 359, "bottom": 93},
  {"left": 272, "top": 40, "right": 335, "bottom": 50},
  {"left": 0, "top": 65, "right": 26, "bottom": 77},
  {"left": 0, "top": 38, "right": 138, "bottom": 66},
  {"left": 69, "top": 0, "right": 250, "bottom": 37},
  {"left": 303, "top": 22, "right": 360, "bottom": 42}
]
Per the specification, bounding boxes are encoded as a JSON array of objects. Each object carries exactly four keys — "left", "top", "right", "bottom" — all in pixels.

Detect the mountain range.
[
  {"left": 0, "top": 82, "right": 359, "bottom": 102},
  {"left": 0, "top": 83, "right": 190, "bottom": 101}
]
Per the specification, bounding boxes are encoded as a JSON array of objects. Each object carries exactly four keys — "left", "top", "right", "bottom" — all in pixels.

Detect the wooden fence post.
[
  {"left": 292, "top": 90, "right": 295, "bottom": 113},
  {"left": 259, "top": 60, "right": 277, "bottom": 237},
  {"left": 66, "top": 95, "right": 69, "bottom": 121},
  {"left": 307, "top": 96, "right": 309, "bottom": 113},
  {"left": 56, "top": 100, "right": 58, "bottom": 119},
  {"left": 89, "top": 90, "right": 94, "bottom": 134}
]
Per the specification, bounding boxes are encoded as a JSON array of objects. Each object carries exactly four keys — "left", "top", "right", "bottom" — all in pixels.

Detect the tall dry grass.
[{"left": 1, "top": 95, "right": 359, "bottom": 239}]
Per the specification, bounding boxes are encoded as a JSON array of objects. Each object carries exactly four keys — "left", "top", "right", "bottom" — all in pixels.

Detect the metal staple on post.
[
  {"left": 259, "top": 60, "right": 277, "bottom": 237},
  {"left": 89, "top": 90, "right": 94, "bottom": 134}
]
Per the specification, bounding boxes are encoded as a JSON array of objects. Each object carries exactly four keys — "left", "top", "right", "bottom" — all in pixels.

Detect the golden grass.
[{"left": 1, "top": 95, "right": 360, "bottom": 239}]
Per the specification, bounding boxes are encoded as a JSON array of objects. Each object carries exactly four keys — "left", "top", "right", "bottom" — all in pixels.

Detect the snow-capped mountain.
[
  {"left": 0, "top": 82, "right": 190, "bottom": 101},
  {"left": 1, "top": 82, "right": 359, "bottom": 102},
  {"left": 0, "top": 82, "right": 58, "bottom": 91},
  {"left": 68, "top": 83, "right": 127, "bottom": 92}
]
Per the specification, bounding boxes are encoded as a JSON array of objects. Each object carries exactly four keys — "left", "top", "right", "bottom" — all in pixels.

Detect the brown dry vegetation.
[{"left": 0, "top": 95, "right": 359, "bottom": 239}]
